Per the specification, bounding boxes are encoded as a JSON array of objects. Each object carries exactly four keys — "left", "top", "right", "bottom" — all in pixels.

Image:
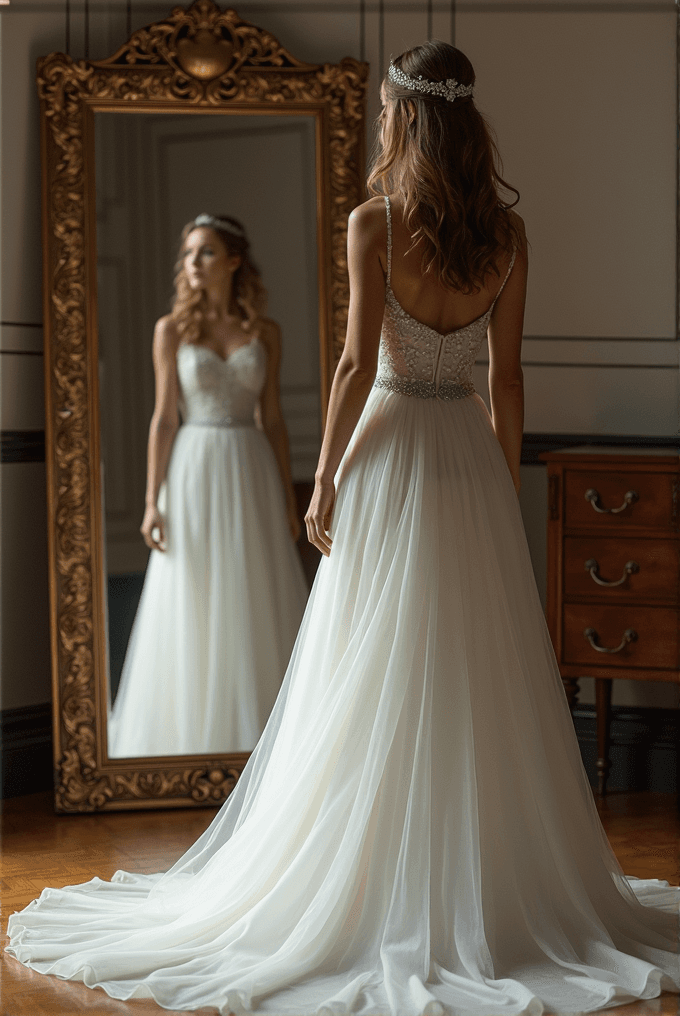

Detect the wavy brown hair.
[
  {"left": 368, "top": 41, "right": 521, "bottom": 295},
  {"left": 171, "top": 214, "right": 267, "bottom": 345}
]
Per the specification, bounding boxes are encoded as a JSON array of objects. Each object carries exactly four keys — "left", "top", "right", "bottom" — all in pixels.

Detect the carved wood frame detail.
[{"left": 37, "top": 0, "right": 367, "bottom": 812}]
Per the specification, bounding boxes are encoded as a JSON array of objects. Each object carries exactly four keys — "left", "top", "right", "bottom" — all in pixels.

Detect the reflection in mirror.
[{"left": 95, "top": 112, "right": 320, "bottom": 758}]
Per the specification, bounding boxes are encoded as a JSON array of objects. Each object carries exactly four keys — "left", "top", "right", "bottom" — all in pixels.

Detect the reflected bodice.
[
  {"left": 374, "top": 195, "right": 516, "bottom": 401},
  {"left": 177, "top": 339, "right": 267, "bottom": 426}
]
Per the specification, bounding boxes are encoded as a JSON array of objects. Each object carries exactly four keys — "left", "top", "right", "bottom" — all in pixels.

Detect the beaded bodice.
[
  {"left": 375, "top": 195, "right": 516, "bottom": 400},
  {"left": 177, "top": 338, "right": 266, "bottom": 427}
]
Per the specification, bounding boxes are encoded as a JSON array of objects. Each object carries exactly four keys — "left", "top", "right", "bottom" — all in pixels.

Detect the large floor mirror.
[
  {"left": 38, "top": 0, "right": 367, "bottom": 812},
  {"left": 96, "top": 111, "right": 320, "bottom": 753}
]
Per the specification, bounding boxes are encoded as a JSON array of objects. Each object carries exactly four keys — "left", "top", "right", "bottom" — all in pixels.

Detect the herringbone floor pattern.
[{"left": 1, "top": 790, "right": 678, "bottom": 1016}]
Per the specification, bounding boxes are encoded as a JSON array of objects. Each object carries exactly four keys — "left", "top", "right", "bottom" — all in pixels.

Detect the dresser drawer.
[
  {"left": 564, "top": 470, "right": 677, "bottom": 531},
  {"left": 562, "top": 604, "right": 679, "bottom": 671},
  {"left": 563, "top": 537, "right": 680, "bottom": 603}
]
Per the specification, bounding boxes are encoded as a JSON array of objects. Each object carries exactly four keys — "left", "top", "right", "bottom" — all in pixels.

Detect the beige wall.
[
  {"left": 1, "top": 6, "right": 66, "bottom": 711},
  {"left": 1, "top": 0, "right": 678, "bottom": 713}
]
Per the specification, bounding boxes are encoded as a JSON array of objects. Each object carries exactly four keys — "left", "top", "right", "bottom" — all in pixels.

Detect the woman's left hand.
[{"left": 305, "top": 479, "right": 335, "bottom": 557}]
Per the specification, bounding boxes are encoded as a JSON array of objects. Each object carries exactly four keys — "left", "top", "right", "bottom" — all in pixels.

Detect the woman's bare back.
[{"left": 369, "top": 194, "right": 522, "bottom": 335}]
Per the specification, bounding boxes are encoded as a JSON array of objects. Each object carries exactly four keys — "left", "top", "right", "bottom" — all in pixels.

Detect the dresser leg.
[
  {"left": 595, "top": 678, "right": 613, "bottom": 796},
  {"left": 562, "top": 678, "right": 579, "bottom": 713}
]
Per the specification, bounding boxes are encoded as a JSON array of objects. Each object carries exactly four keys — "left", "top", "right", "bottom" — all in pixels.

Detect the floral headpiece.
[{"left": 388, "top": 61, "right": 473, "bottom": 103}]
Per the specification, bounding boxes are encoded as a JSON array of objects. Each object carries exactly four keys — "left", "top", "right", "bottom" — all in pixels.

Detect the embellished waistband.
[
  {"left": 373, "top": 375, "right": 475, "bottom": 401},
  {"left": 183, "top": 419, "right": 256, "bottom": 429}
]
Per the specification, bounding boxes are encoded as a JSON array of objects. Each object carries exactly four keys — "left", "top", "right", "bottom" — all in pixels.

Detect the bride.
[
  {"left": 6, "top": 41, "right": 680, "bottom": 1016},
  {"left": 107, "top": 212, "right": 308, "bottom": 757}
]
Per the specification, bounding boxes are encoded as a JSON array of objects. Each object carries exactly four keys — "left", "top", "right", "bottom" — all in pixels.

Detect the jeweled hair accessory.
[
  {"left": 193, "top": 213, "right": 246, "bottom": 237},
  {"left": 388, "top": 61, "right": 473, "bottom": 103}
]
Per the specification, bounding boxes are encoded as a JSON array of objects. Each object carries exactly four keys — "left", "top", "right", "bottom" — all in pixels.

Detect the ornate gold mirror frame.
[{"left": 38, "top": 0, "right": 367, "bottom": 813}]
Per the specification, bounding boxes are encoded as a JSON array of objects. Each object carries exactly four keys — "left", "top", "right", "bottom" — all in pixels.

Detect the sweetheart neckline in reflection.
[
  {"left": 386, "top": 284, "right": 494, "bottom": 338},
  {"left": 178, "top": 336, "right": 262, "bottom": 364}
]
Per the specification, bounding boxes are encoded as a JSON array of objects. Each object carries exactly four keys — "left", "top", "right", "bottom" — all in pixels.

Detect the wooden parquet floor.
[{"left": 0, "top": 790, "right": 678, "bottom": 1016}]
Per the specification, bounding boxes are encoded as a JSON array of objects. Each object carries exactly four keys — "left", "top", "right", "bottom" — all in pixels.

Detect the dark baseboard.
[
  {"left": 572, "top": 704, "right": 679, "bottom": 794},
  {"left": 1, "top": 430, "right": 45, "bottom": 464},
  {"left": 1, "top": 702, "right": 53, "bottom": 799},
  {"left": 1, "top": 700, "right": 677, "bottom": 800},
  {"left": 520, "top": 434, "right": 679, "bottom": 466},
  {"left": 3, "top": 429, "right": 678, "bottom": 467}
]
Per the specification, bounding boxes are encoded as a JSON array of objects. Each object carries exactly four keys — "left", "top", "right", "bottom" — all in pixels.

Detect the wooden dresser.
[{"left": 539, "top": 446, "right": 680, "bottom": 794}]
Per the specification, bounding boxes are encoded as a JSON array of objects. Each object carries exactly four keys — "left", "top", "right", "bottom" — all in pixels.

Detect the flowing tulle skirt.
[
  {"left": 107, "top": 422, "right": 308, "bottom": 756},
  {"left": 6, "top": 390, "right": 680, "bottom": 1015}
]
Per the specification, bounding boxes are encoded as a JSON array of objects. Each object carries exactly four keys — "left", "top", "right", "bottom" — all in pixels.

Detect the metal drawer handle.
[
  {"left": 584, "top": 488, "right": 638, "bottom": 514},
  {"left": 583, "top": 626, "right": 637, "bottom": 654},
  {"left": 584, "top": 558, "right": 639, "bottom": 587}
]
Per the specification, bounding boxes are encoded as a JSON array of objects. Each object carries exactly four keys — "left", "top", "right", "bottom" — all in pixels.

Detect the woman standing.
[
  {"left": 107, "top": 213, "right": 308, "bottom": 757},
  {"left": 8, "top": 44, "right": 680, "bottom": 1015}
]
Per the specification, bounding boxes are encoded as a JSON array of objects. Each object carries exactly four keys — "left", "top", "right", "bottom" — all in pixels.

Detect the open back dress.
[{"left": 6, "top": 196, "right": 679, "bottom": 1016}]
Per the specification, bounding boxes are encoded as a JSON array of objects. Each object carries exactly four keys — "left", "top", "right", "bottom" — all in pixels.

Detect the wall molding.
[
  {"left": 518, "top": 337, "right": 679, "bottom": 368},
  {"left": 522, "top": 335, "right": 678, "bottom": 343},
  {"left": 1, "top": 321, "right": 44, "bottom": 355},
  {"left": 477, "top": 338, "right": 679, "bottom": 369},
  {"left": 478, "top": 360, "right": 678, "bottom": 369}
]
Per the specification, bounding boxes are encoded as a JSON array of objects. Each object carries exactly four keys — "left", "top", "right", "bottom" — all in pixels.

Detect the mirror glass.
[{"left": 94, "top": 111, "right": 319, "bottom": 759}]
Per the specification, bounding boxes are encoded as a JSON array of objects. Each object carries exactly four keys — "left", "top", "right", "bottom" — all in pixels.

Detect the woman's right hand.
[
  {"left": 140, "top": 503, "right": 166, "bottom": 552},
  {"left": 305, "top": 479, "right": 335, "bottom": 557}
]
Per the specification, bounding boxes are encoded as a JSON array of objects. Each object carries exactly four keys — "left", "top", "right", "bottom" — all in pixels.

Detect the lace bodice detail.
[
  {"left": 177, "top": 339, "right": 266, "bottom": 426},
  {"left": 375, "top": 195, "right": 516, "bottom": 400}
]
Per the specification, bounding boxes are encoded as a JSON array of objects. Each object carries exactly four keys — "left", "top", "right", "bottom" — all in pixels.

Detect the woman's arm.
[
  {"left": 305, "top": 200, "right": 386, "bottom": 555},
  {"left": 256, "top": 319, "right": 300, "bottom": 542},
  {"left": 487, "top": 215, "right": 529, "bottom": 495},
  {"left": 140, "top": 316, "right": 181, "bottom": 551}
]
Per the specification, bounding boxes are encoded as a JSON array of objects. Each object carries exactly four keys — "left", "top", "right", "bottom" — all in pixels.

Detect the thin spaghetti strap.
[
  {"left": 384, "top": 195, "right": 392, "bottom": 287},
  {"left": 491, "top": 243, "right": 517, "bottom": 309}
]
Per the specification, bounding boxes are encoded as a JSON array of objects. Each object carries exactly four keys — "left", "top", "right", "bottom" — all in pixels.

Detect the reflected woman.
[{"left": 107, "top": 213, "right": 308, "bottom": 757}]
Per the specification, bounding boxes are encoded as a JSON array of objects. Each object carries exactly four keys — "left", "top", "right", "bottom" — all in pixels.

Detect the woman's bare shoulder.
[
  {"left": 507, "top": 208, "right": 527, "bottom": 242},
  {"left": 154, "top": 314, "right": 179, "bottom": 338},
  {"left": 348, "top": 196, "right": 388, "bottom": 258},
  {"left": 349, "top": 196, "right": 387, "bottom": 233},
  {"left": 152, "top": 315, "right": 180, "bottom": 355}
]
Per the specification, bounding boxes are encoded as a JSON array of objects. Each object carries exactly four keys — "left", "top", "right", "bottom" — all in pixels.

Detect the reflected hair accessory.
[
  {"left": 193, "top": 213, "right": 246, "bottom": 237},
  {"left": 388, "top": 61, "right": 473, "bottom": 103}
]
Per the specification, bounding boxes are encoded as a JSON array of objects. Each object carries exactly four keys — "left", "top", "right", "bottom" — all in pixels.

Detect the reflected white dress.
[
  {"left": 6, "top": 197, "right": 680, "bottom": 1015},
  {"left": 106, "top": 336, "right": 308, "bottom": 756}
]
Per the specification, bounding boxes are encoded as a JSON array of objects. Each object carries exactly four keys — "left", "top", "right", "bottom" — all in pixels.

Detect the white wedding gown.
[
  {"left": 6, "top": 197, "right": 679, "bottom": 1015},
  {"left": 107, "top": 335, "right": 308, "bottom": 756}
]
